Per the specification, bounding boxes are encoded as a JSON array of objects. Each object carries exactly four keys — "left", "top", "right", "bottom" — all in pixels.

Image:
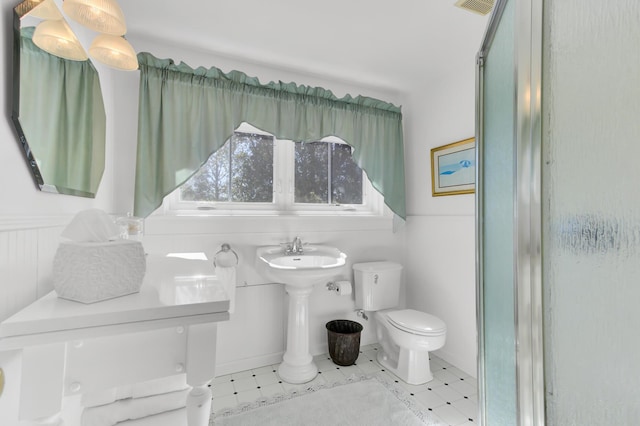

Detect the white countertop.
[{"left": 0, "top": 255, "right": 231, "bottom": 348}]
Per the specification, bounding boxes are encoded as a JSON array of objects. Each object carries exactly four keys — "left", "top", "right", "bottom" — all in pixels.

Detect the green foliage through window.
[
  {"left": 295, "top": 142, "right": 363, "bottom": 205},
  {"left": 180, "top": 132, "right": 274, "bottom": 203},
  {"left": 178, "top": 131, "right": 364, "bottom": 209}
]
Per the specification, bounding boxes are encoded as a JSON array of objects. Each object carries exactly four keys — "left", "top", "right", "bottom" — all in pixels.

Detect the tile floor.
[{"left": 211, "top": 344, "right": 478, "bottom": 425}]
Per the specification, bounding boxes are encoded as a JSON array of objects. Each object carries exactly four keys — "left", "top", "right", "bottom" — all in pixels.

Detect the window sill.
[{"left": 144, "top": 213, "right": 394, "bottom": 235}]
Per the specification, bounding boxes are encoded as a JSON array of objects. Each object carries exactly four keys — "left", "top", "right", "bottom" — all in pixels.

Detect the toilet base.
[
  {"left": 374, "top": 309, "right": 446, "bottom": 386},
  {"left": 377, "top": 347, "right": 434, "bottom": 385}
]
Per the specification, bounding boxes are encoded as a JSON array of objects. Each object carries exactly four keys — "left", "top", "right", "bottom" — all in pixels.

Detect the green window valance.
[{"left": 134, "top": 52, "right": 406, "bottom": 219}]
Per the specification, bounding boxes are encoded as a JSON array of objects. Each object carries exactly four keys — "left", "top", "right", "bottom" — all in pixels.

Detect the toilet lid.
[{"left": 386, "top": 309, "right": 446, "bottom": 336}]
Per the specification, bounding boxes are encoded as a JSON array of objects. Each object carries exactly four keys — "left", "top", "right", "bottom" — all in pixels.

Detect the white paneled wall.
[
  {"left": 36, "top": 227, "right": 65, "bottom": 298},
  {"left": 0, "top": 219, "right": 66, "bottom": 322},
  {"left": 0, "top": 229, "right": 39, "bottom": 322},
  {"left": 142, "top": 215, "right": 406, "bottom": 374},
  {"left": 0, "top": 214, "right": 404, "bottom": 376},
  {"left": 216, "top": 283, "right": 285, "bottom": 375}
]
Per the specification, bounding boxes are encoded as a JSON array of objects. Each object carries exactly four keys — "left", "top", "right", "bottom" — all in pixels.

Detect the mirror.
[{"left": 12, "top": 0, "right": 106, "bottom": 198}]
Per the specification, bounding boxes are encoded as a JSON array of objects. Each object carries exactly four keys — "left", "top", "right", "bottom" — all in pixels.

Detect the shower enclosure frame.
[{"left": 475, "top": 0, "right": 544, "bottom": 425}]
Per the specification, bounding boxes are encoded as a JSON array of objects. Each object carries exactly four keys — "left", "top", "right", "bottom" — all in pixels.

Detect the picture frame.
[{"left": 430, "top": 137, "right": 476, "bottom": 196}]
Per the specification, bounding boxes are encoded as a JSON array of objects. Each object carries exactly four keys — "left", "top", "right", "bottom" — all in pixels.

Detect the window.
[
  {"left": 180, "top": 132, "right": 274, "bottom": 203},
  {"left": 166, "top": 124, "right": 382, "bottom": 215},
  {"left": 294, "top": 141, "right": 362, "bottom": 205}
]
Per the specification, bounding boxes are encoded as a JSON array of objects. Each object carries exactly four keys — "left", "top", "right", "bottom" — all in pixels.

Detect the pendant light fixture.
[
  {"left": 62, "top": 0, "right": 138, "bottom": 70},
  {"left": 32, "top": 19, "right": 88, "bottom": 61},
  {"left": 62, "top": 0, "right": 126, "bottom": 35},
  {"left": 89, "top": 34, "right": 138, "bottom": 71}
]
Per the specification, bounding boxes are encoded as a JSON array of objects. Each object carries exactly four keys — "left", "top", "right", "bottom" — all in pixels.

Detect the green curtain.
[
  {"left": 19, "top": 27, "right": 106, "bottom": 197},
  {"left": 134, "top": 52, "right": 406, "bottom": 219}
]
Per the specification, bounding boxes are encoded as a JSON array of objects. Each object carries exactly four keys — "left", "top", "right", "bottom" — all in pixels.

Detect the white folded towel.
[{"left": 81, "top": 389, "right": 189, "bottom": 426}]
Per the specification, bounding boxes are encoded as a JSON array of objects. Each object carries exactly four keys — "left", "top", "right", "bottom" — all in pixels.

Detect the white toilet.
[{"left": 353, "top": 261, "right": 447, "bottom": 385}]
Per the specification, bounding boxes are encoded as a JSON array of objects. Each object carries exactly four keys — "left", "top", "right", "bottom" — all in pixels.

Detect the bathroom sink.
[
  {"left": 256, "top": 245, "right": 347, "bottom": 285},
  {"left": 256, "top": 243, "right": 348, "bottom": 384},
  {"left": 259, "top": 245, "right": 346, "bottom": 270}
]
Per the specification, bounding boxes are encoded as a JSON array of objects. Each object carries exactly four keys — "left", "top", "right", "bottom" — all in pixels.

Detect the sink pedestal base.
[
  {"left": 278, "top": 358, "right": 318, "bottom": 384},
  {"left": 278, "top": 284, "right": 318, "bottom": 384}
]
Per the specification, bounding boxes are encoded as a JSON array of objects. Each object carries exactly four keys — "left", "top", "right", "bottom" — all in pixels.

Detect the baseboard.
[
  {"left": 216, "top": 337, "right": 379, "bottom": 376},
  {"left": 215, "top": 352, "right": 285, "bottom": 376}
]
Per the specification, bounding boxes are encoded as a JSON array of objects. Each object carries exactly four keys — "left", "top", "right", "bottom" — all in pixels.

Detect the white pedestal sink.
[{"left": 256, "top": 245, "right": 347, "bottom": 384}]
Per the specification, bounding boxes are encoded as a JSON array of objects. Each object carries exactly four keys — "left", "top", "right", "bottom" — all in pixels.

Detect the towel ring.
[{"left": 214, "top": 243, "right": 239, "bottom": 267}]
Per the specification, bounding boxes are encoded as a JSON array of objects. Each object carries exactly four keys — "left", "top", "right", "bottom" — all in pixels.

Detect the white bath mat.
[{"left": 210, "top": 374, "right": 443, "bottom": 426}]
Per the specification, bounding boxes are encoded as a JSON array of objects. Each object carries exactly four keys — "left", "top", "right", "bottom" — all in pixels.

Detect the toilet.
[{"left": 353, "top": 261, "right": 446, "bottom": 385}]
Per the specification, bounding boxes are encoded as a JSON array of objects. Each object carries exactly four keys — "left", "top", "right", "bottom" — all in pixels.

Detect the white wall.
[{"left": 402, "top": 47, "right": 480, "bottom": 376}]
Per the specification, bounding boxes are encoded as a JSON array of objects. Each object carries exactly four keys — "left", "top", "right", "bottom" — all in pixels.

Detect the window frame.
[{"left": 160, "top": 124, "right": 384, "bottom": 217}]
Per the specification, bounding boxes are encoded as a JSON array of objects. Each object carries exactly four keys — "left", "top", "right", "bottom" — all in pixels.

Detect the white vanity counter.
[
  {"left": 0, "top": 283, "right": 229, "bottom": 350},
  {"left": 0, "top": 261, "right": 230, "bottom": 426}
]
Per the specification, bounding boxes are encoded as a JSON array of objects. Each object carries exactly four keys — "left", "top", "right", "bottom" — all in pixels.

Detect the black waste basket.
[{"left": 326, "top": 319, "right": 363, "bottom": 366}]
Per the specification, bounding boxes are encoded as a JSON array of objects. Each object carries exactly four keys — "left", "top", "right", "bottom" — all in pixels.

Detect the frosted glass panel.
[
  {"left": 543, "top": 0, "right": 640, "bottom": 424},
  {"left": 481, "top": 0, "right": 517, "bottom": 424}
]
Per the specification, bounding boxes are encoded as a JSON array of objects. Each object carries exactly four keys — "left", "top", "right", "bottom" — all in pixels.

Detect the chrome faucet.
[{"left": 287, "top": 236, "right": 303, "bottom": 254}]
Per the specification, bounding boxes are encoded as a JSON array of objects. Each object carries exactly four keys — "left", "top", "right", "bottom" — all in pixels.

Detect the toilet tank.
[{"left": 353, "top": 261, "right": 403, "bottom": 311}]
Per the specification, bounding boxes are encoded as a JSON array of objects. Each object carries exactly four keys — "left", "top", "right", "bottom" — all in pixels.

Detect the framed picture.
[{"left": 430, "top": 137, "right": 476, "bottom": 196}]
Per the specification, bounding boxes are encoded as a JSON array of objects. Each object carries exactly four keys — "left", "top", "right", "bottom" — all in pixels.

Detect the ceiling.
[{"left": 119, "top": 0, "right": 490, "bottom": 93}]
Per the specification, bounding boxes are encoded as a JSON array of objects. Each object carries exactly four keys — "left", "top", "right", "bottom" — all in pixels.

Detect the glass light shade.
[
  {"left": 32, "top": 19, "right": 88, "bottom": 61},
  {"left": 89, "top": 34, "right": 138, "bottom": 71},
  {"left": 28, "top": 0, "right": 63, "bottom": 20},
  {"left": 62, "top": 0, "right": 126, "bottom": 36}
]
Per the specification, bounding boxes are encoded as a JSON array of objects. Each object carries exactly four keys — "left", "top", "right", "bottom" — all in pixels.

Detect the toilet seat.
[{"left": 385, "top": 309, "right": 446, "bottom": 336}]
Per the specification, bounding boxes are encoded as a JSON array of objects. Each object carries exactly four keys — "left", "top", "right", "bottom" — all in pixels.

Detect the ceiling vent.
[{"left": 454, "top": 0, "right": 494, "bottom": 15}]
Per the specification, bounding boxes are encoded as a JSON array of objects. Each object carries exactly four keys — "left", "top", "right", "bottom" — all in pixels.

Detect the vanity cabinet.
[{"left": 0, "top": 278, "right": 229, "bottom": 425}]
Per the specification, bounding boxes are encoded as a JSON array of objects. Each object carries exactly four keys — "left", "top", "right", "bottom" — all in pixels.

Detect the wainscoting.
[
  {"left": 0, "top": 214, "right": 403, "bottom": 377},
  {"left": 215, "top": 283, "right": 286, "bottom": 375},
  {"left": 0, "top": 216, "right": 69, "bottom": 322}
]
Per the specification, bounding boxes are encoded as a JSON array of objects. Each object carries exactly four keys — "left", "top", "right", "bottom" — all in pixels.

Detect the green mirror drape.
[
  {"left": 19, "top": 27, "right": 106, "bottom": 197},
  {"left": 134, "top": 52, "right": 406, "bottom": 219}
]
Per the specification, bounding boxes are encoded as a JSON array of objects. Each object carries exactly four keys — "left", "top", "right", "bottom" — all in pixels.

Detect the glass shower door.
[
  {"left": 542, "top": 0, "right": 640, "bottom": 424},
  {"left": 476, "top": 0, "right": 517, "bottom": 424},
  {"left": 477, "top": 0, "right": 543, "bottom": 424}
]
